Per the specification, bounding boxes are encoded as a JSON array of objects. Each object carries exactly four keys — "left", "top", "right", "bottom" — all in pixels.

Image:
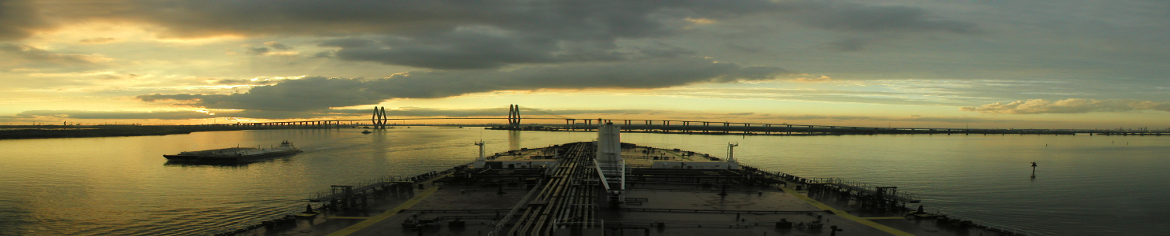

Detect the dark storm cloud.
[
  {"left": 4, "top": 0, "right": 979, "bottom": 71},
  {"left": 324, "top": 32, "right": 569, "bottom": 69},
  {"left": 312, "top": 51, "right": 333, "bottom": 58},
  {"left": 139, "top": 77, "right": 379, "bottom": 111},
  {"left": 723, "top": 43, "right": 764, "bottom": 54},
  {"left": 317, "top": 30, "right": 687, "bottom": 69},
  {"left": 0, "top": 0, "right": 46, "bottom": 40},
  {"left": 137, "top": 57, "right": 789, "bottom": 111},
  {"left": 4, "top": 0, "right": 980, "bottom": 38},
  {"left": 365, "top": 57, "right": 788, "bottom": 98},
  {"left": 39, "top": 0, "right": 966, "bottom": 69},
  {"left": 822, "top": 38, "right": 869, "bottom": 52},
  {"left": 773, "top": 2, "right": 982, "bottom": 52},
  {"left": 637, "top": 42, "right": 696, "bottom": 58},
  {"left": 300, "top": 1, "right": 979, "bottom": 69},
  {"left": 783, "top": 3, "right": 982, "bottom": 34},
  {"left": 319, "top": 38, "right": 374, "bottom": 48}
]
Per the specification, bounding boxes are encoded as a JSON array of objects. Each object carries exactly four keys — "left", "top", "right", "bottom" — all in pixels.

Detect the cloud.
[
  {"left": 783, "top": 3, "right": 982, "bottom": 34},
  {"left": 78, "top": 37, "right": 117, "bottom": 44},
  {"left": 790, "top": 75, "right": 832, "bottom": 82},
  {"left": 136, "top": 93, "right": 207, "bottom": 102},
  {"left": 5, "top": 0, "right": 973, "bottom": 69},
  {"left": 960, "top": 99, "right": 1170, "bottom": 114},
  {"left": 723, "top": 43, "right": 764, "bottom": 54},
  {"left": 232, "top": 40, "right": 292, "bottom": 56},
  {"left": 636, "top": 42, "right": 696, "bottom": 59},
  {"left": 312, "top": 51, "right": 333, "bottom": 58},
  {"left": 126, "top": 0, "right": 781, "bottom": 39},
  {"left": 321, "top": 32, "right": 572, "bottom": 69},
  {"left": 761, "top": 114, "right": 1003, "bottom": 125},
  {"left": 138, "top": 57, "right": 789, "bottom": 111},
  {"left": 138, "top": 76, "right": 377, "bottom": 111},
  {"left": 821, "top": 38, "right": 869, "bottom": 52},
  {"left": 0, "top": 44, "right": 110, "bottom": 66},
  {"left": 13, "top": 110, "right": 219, "bottom": 120},
  {"left": 9, "top": 109, "right": 362, "bottom": 121},
  {"left": 7, "top": 0, "right": 979, "bottom": 39},
  {"left": 264, "top": 41, "right": 291, "bottom": 50},
  {"left": 317, "top": 31, "right": 695, "bottom": 69},
  {"left": 658, "top": 85, "right": 972, "bottom": 107},
  {"left": 213, "top": 78, "right": 277, "bottom": 85},
  {"left": 0, "top": 44, "right": 112, "bottom": 72},
  {"left": 2, "top": 0, "right": 979, "bottom": 72},
  {"left": 0, "top": 0, "right": 47, "bottom": 40},
  {"left": 775, "top": 3, "right": 982, "bottom": 51},
  {"left": 241, "top": 41, "right": 298, "bottom": 56},
  {"left": 246, "top": 46, "right": 269, "bottom": 55},
  {"left": 119, "top": 0, "right": 784, "bottom": 69}
]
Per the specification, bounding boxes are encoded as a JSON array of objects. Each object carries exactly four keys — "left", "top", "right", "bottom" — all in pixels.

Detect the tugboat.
[{"left": 163, "top": 141, "right": 302, "bottom": 163}]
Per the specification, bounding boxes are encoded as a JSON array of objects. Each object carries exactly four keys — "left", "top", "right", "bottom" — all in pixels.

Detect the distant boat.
[
  {"left": 163, "top": 141, "right": 302, "bottom": 163},
  {"left": 361, "top": 130, "right": 372, "bottom": 134}
]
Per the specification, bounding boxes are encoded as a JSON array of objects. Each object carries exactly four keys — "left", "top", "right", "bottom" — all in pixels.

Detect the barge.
[{"left": 164, "top": 141, "right": 301, "bottom": 163}]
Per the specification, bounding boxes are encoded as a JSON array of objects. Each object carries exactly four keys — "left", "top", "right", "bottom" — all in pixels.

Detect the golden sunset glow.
[{"left": 0, "top": 0, "right": 1167, "bottom": 129}]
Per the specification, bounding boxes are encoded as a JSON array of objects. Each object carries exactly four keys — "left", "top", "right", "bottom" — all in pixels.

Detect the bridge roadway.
[{"left": 222, "top": 117, "right": 1166, "bottom": 136}]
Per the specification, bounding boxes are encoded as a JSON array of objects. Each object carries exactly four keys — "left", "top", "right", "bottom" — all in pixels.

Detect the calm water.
[{"left": 1, "top": 128, "right": 1167, "bottom": 235}]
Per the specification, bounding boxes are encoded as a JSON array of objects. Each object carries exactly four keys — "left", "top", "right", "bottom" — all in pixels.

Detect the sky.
[{"left": 1, "top": 0, "right": 1167, "bottom": 129}]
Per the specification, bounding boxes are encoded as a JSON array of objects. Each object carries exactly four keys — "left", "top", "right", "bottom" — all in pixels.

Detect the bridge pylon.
[
  {"left": 372, "top": 106, "right": 388, "bottom": 129},
  {"left": 507, "top": 104, "right": 521, "bottom": 129}
]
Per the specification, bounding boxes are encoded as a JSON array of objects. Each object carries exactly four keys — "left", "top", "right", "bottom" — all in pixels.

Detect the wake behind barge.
[{"left": 164, "top": 141, "right": 301, "bottom": 163}]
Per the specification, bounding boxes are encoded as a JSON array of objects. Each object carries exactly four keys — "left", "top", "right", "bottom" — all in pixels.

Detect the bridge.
[{"left": 225, "top": 104, "right": 1169, "bottom": 136}]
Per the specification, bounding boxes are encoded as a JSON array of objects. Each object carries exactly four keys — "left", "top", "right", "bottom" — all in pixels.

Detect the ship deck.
[{"left": 236, "top": 143, "right": 1018, "bottom": 236}]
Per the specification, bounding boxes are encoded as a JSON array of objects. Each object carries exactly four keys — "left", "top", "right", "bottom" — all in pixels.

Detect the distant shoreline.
[{"left": 0, "top": 125, "right": 345, "bottom": 140}]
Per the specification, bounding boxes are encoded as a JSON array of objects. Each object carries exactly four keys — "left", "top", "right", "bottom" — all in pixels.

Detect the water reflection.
[
  {"left": 162, "top": 161, "right": 250, "bottom": 168},
  {"left": 3, "top": 129, "right": 1169, "bottom": 235},
  {"left": 508, "top": 130, "right": 520, "bottom": 151}
]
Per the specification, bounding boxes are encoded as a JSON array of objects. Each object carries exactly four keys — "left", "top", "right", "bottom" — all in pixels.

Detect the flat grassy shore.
[{"left": 0, "top": 125, "right": 329, "bottom": 140}]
